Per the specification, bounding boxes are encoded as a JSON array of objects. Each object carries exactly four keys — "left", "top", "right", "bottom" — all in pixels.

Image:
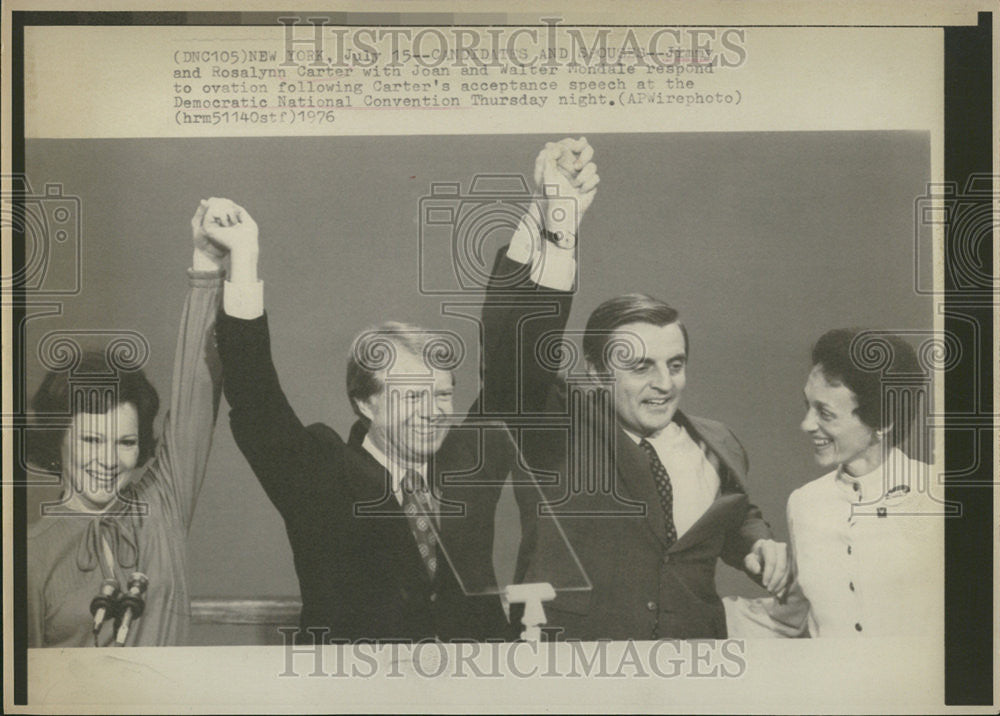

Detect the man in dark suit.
[
  {"left": 199, "top": 139, "right": 599, "bottom": 643},
  {"left": 482, "top": 192, "right": 790, "bottom": 642}
]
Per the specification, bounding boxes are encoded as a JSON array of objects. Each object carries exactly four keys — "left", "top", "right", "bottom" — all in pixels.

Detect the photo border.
[{"left": 3, "top": 5, "right": 995, "bottom": 711}]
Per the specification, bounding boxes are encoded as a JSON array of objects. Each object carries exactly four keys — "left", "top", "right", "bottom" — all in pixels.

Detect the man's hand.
[
  {"left": 199, "top": 197, "right": 258, "bottom": 254},
  {"left": 744, "top": 538, "right": 790, "bottom": 597},
  {"left": 197, "top": 197, "right": 259, "bottom": 283},
  {"left": 532, "top": 137, "right": 599, "bottom": 248}
]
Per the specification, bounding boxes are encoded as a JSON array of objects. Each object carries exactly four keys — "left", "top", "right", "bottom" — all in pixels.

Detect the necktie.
[
  {"left": 400, "top": 469, "right": 438, "bottom": 579},
  {"left": 638, "top": 439, "right": 678, "bottom": 545}
]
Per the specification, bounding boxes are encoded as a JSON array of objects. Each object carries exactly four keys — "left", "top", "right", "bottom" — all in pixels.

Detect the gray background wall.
[{"left": 22, "top": 132, "right": 932, "bottom": 642}]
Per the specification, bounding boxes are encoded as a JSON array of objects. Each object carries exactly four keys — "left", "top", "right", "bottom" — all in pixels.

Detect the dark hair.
[
  {"left": 346, "top": 322, "right": 449, "bottom": 424},
  {"left": 583, "top": 293, "right": 689, "bottom": 373},
  {"left": 811, "top": 328, "right": 921, "bottom": 447},
  {"left": 27, "top": 351, "right": 160, "bottom": 473}
]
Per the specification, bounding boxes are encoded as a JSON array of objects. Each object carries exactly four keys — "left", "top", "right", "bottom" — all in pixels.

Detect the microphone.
[
  {"left": 89, "top": 578, "right": 120, "bottom": 645},
  {"left": 115, "top": 572, "right": 149, "bottom": 646}
]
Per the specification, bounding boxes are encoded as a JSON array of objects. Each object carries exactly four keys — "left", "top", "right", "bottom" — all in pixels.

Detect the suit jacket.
[
  {"left": 481, "top": 251, "right": 773, "bottom": 640},
  {"left": 217, "top": 312, "right": 518, "bottom": 643}
]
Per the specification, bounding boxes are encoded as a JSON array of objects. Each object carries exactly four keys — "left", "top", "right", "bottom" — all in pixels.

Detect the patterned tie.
[
  {"left": 400, "top": 469, "right": 438, "bottom": 579},
  {"left": 638, "top": 439, "right": 678, "bottom": 545}
]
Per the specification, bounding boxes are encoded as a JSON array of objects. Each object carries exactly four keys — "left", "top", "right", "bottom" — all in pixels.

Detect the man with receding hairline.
[{"left": 483, "top": 206, "right": 789, "bottom": 642}]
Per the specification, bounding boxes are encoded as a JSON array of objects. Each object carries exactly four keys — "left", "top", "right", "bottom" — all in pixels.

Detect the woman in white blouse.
[{"left": 725, "top": 328, "right": 944, "bottom": 638}]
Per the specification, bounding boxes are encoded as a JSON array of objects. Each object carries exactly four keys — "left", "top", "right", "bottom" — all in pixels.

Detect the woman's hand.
[{"left": 191, "top": 199, "right": 226, "bottom": 271}]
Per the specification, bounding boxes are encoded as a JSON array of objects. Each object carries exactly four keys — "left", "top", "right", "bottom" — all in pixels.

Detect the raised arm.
[
  {"left": 479, "top": 138, "right": 599, "bottom": 421},
  {"left": 141, "top": 201, "right": 225, "bottom": 531},
  {"left": 203, "top": 199, "right": 337, "bottom": 516},
  {"left": 475, "top": 141, "right": 598, "bottom": 597}
]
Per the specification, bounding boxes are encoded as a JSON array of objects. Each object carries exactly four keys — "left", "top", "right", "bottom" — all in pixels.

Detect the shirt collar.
[
  {"left": 361, "top": 434, "right": 428, "bottom": 497},
  {"left": 622, "top": 420, "right": 683, "bottom": 447}
]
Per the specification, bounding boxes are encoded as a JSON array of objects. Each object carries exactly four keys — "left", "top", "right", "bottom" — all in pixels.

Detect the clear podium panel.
[{"left": 425, "top": 421, "right": 591, "bottom": 599}]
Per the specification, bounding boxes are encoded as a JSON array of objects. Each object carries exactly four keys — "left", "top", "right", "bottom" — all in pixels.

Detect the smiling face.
[
  {"left": 601, "top": 321, "right": 687, "bottom": 437},
  {"left": 61, "top": 402, "right": 140, "bottom": 512},
  {"left": 358, "top": 348, "right": 454, "bottom": 466},
  {"left": 801, "top": 365, "right": 883, "bottom": 476}
]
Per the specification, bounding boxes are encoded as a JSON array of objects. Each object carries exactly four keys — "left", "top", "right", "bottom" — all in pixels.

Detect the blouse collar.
[{"left": 836, "top": 447, "right": 911, "bottom": 501}]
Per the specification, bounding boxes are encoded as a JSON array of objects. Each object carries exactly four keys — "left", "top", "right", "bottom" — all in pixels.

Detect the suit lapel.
[
  {"left": 344, "top": 422, "right": 436, "bottom": 586},
  {"left": 611, "top": 412, "right": 748, "bottom": 550},
  {"left": 614, "top": 426, "right": 669, "bottom": 544},
  {"left": 667, "top": 492, "right": 748, "bottom": 554},
  {"left": 676, "top": 412, "right": 746, "bottom": 492},
  {"left": 342, "top": 421, "right": 401, "bottom": 509}
]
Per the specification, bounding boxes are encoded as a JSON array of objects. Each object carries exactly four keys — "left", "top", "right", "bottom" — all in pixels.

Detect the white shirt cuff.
[
  {"left": 529, "top": 244, "right": 576, "bottom": 291},
  {"left": 505, "top": 207, "right": 576, "bottom": 291},
  {"left": 223, "top": 279, "right": 264, "bottom": 319}
]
